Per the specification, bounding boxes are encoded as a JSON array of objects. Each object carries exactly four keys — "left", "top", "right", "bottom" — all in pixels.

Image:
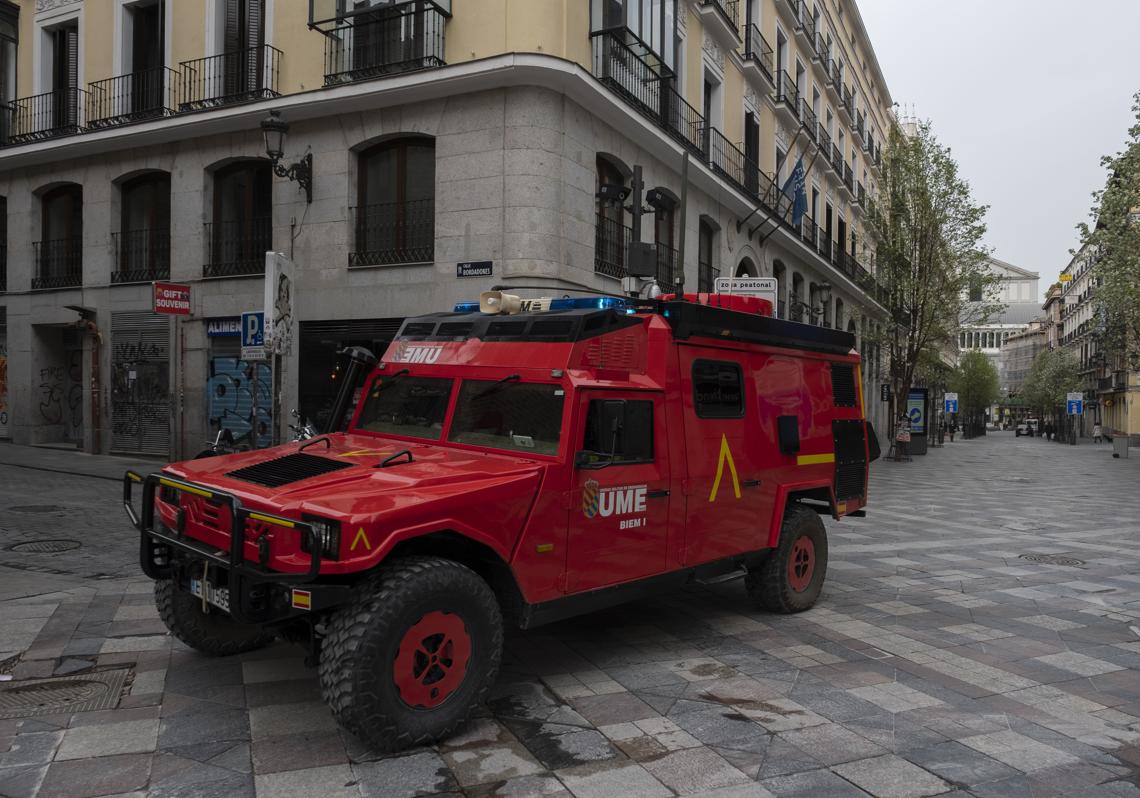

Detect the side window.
[
  {"left": 692, "top": 360, "right": 744, "bottom": 418},
  {"left": 582, "top": 399, "right": 654, "bottom": 464}
]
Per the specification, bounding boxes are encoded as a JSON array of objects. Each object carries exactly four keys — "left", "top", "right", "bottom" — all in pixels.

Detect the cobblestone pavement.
[{"left": 3, "top": 434, "right": 1140, "bottom": 797}]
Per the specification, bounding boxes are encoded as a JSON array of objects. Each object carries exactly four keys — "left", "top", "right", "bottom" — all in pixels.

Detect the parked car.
[{"left": 1015, "top": 418, "right": 1039, "bottom": 437}]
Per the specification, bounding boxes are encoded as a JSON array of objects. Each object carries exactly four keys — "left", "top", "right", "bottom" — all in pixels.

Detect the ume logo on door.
[{"left": 582, "top": 481, "right": 647, "bottom": 519}]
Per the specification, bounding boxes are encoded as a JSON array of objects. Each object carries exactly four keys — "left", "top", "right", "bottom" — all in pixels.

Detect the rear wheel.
[
  {"left": 746, "top": 503, "right": 828, "bottom": 613},
  {"left": 154, "top": 578, "right": 275, "bottom": 656},
  {"left": 318, "top": 556, "right": 503, "bottom": 753}
]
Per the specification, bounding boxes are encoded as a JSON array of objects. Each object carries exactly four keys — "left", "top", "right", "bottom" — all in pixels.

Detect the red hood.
[{"left": 162, "top": 433, "right": 547, "bottom": 516}]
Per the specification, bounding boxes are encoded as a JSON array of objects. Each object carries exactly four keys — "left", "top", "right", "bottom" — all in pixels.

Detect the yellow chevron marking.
[{"left": 708, "top": 435, "right": 741, "bottom": 503}]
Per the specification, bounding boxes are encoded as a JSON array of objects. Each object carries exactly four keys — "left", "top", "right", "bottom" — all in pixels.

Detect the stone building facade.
[{"left": 0, "top": 0, "right": 895, "bottom": 456}]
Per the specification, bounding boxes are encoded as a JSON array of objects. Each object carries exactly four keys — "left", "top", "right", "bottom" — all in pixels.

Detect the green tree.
[
  {"left": 949, "top": 349, "right": 1000, "bottom": 436},
  {"left": 1020, "top": 348, "right": 1081, "bottom": 419},
  {"left": 1080, "top": 91, "right": 1140, "bottom": 367},
  {"left": 863, "top": 121, "right": 1000, "bottom": 424}
]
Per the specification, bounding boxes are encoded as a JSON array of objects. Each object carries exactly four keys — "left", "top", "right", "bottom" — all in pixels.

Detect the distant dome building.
[{"left": 958, "top": 256, "right": 1041, "bottom": 392}]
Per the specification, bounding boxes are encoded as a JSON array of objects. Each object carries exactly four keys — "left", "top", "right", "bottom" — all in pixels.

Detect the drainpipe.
[{"left": 77, "top": 319, "right": 103, "bottom": 454}]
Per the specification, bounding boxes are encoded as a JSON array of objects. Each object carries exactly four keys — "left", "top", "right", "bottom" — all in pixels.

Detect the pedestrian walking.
[
  {"left": 948, "top": 420, "right": 956, "bottom": 442},
  {"left": 1045, "top": 422, "right": 1053, "bottom": 442},
  {"left": 1093, "top": 422, "right": 1103, "bottom": 443},
  {"left": 895, "top": 414, "right": 912, "bottom": 461}
]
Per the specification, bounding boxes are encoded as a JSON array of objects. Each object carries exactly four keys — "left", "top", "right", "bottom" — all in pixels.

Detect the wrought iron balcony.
[
  {"left": 775, "top": 70, "right": 799, "bottom": 117},
  {"left": 656, "top": 241, "right": 679, "bottom": 288},
  {"left": 204, "top": 217, "right": 272, "bottom": 277},
  {"left": 704, "top": 126, "right": 780, "bottom": 207},
  {"left": 180, "top": 45, "right": 281, "bottom": 112},
  {"left": 32, "top": 237, "right": 83, "bottom": 289},
  {"left": 817, "top": 126, "right": 832, "bottom": 157},
  {"left": 813, "top": 33, "right": 828, "bottom": 64},
  {"left": 831, "top": 144, "right": 843, "bottom": 174},
  {"left": 696, "top": 0, "right": 740, "bottom": 47},
  {"left": 595, "top": 212, "right": 631, "bottom": 279},
  {"left": 111, "top": 229, "right": 171, "bottom": 283},
  {"left": 855, "top": 181, "right": 866, "bottom": 206},
  {"left": 323, "top": 3, "right": 446, "bottom": 85},
  {"left": 7, "top": 89, "right": 87, "bottom": 144},
  {"left": 87, "top": 67, "right": 178, "bottom": 129},
  {"left": 591, "top": 30, "right": 705, "bottom": 157},
  {"left": 843, "top": 163, "right": 854, "bottom": 193},
  {"left": 698, "top": 259, "right": 721, "bottom": 293},
  {"left": 743, "top": 24, "right": 775, "bottom": 90},
  {"left": 792, "top": 1, "right": 816, "bottom": 45},
  {"left": 840, "top": 85, "right": 854, "bottom": 122},
  {"left": 828, "top": 61, "right": 842, "bottom": 97},
  {"left": 798, "top": 98, "right": 818, "bottom": 142},
  {"left": 349, "top": 200, "right": 434, "bottom": 266}
]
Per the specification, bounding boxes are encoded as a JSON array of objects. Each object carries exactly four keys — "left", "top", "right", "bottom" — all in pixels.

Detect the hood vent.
[{"left": 225, "top": 452, "right": 355, "bottom": 488}]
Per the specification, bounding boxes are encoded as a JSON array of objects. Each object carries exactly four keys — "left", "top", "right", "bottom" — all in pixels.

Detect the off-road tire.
[
  {"left": 154, "top": 578, "right": 275, "bottom": 656},
  {"left": 745, "top": 503, "right": 828, "bottom": 613},
  {"left": 318, "top": 555, "right": 503, "bottom": 753}
]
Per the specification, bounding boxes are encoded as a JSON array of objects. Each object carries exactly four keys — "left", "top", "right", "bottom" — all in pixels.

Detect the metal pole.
[
  {"left": 630, "top": 165, "right": 644, "bottom": 244},
  {"left": 675, "top": 153, "right": 689, "bottom": 295}
]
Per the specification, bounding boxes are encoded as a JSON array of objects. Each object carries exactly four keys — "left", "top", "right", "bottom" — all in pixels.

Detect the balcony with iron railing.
[
  {"left": 590, "top": 30, "right": 705, "bottom": 157},
  {"left": 842, "top": 162, "right": 854, "bottom": 195},
  {"left": 698, "top": 258, "right": 721, "bottom": 293},
  {"left": 817, "top": 126, "right": 832, "bottom": 159},
  {"left": 323, "top": 3, "right": 447, "bottom": 85},
  {"left": 656, "top": 241, "right": 679, "bottom": 288},
  {"left": 6, "top": 88, "right": 87, "bottom": 144},
  {"left": 349, "top": 199, "right": 435, "bottom": 266},
  {"left": 774, "top": 70, "right": 799, "bottom": 124},
  {"left": 180, "top": 44, "right": 281, "bottom": 112},
  {"left": 111, "top": 229, "right": 171, "bottom": 283},
  {"left": 812, "top": 33, "right": 828, "bottom": 65},
  {"left": 830, "top": 144, "right": 843, "bottom": 174},
  {"left": 791, "top": 1, "right": 815, "bottom": 47},
  {"left": 839, "top": 85, "right": 854, "bottom": 123},
  {"left": 855, "top": 181, "right": 866, "bottom": 206},
  {"left": 798, "top": 99, "right": 818, "bottom": 144},
  {"left": 742, "top": 24, "right": 775, "bottom": 92},
  {"left": 854, "top": 110, "right": 865, "bottom": 143},
  {"left": 594, "top": 212, "right": 631, "bottom": 279},
  {"left": 204, "top": 217, "right": 272, "bottom": 277},
  {"left": 696, "top": 0, "right": 740, "bottom": 48},
  {"left": 87, "top": 67, "right": 178, "bottom": 129},
  {"left": 704, "top": 127, "right": 780, "bottom": 207},
  {"left": 32, "top": 237, "right": 83, "bottom": 289},
  {"left": 827, "top": 61, "right": 842, "bottom": 100}
]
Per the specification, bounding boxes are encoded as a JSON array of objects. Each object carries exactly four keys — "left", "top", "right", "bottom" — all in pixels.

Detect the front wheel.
[
  {"left": 318, "top": 556, "right": 503, "bottom": 753},
  {"left": 745, "top": 503, "right": 828, "bottom": 613},
  {"left": 154, "top": 579, "right": 275, "bottom": 656}
]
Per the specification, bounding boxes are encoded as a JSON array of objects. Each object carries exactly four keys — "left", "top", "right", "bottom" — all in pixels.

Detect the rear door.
[{"left": 566, "top": 391, "right": 670, "bottom": 592}]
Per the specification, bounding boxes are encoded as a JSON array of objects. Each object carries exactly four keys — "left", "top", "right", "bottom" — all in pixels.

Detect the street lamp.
[{"left": 261, "top": 110, "right": 313, "bottom": 204}]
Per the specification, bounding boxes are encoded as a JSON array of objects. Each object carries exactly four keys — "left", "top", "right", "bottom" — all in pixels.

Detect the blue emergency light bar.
[{"left": 453, "top": 296, "right": 634, "bottom": 313}]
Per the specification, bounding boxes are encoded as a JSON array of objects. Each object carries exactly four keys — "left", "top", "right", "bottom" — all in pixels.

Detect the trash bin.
[{"left": 1113, "top": 436, "right": 1129, "bottom": 459}]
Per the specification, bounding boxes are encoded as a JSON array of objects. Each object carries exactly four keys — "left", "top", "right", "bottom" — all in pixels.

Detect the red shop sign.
[{"left": 153, "top": 282, "right": 192, "bottom": 316}]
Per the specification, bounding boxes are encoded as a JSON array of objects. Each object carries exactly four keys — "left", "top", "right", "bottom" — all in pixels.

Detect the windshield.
[
  {"left": 355, "top": 376, "right": 453, "bottom": 440},
  {"left": 448, "top": 380, "right": 565, "bottom": 455}
]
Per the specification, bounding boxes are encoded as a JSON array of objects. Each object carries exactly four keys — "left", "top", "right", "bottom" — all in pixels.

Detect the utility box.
[{"left": 1114, "top": 435, "right": 1129, "bottom": 459}]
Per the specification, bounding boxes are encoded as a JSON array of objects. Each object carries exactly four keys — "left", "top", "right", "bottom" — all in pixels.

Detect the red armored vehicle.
[{"left": 124, "top": 290, "right": 877, "bottom": 751}]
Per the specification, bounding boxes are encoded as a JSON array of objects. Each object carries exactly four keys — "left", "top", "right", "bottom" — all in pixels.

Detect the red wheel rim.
[
  {"left": 393, "top": 610, "right": 471, "bottom": 709},
  {"left": 788, "top": 536, "right": 815, "bottom": 593}
]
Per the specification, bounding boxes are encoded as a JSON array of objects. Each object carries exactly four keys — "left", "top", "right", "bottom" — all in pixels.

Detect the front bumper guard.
[{"left": 124, "top": 470, "right": 348, "bottom": 623}]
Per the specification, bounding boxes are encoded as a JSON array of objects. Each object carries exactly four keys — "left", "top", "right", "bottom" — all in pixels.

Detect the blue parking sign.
[
  {"left": 1067, "top": 399, "right": 1083, "bottom": 415},
  {"left": 944, "top": 399, "right": 958, "bottom": 413},
  {"left": 241, "top": 312, "right": 264, "bottom": 347}
]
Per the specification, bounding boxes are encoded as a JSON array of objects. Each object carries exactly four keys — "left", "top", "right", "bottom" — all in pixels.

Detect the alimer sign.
[{"left": 153, "top": 282, "right": 191, "bottom": 315}]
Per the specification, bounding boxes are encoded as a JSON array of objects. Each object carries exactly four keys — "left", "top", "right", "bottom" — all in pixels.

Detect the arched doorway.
[{"left": 736, "top": 257, "right": 757, "bottom": 277}]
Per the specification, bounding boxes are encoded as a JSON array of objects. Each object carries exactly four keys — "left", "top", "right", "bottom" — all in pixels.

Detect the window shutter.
[
  {"left": 246, "top": 0, "right": 264, "bottom": 92},
  {"left": 223, "top": 0, "right": 241, "bottom": 96}
]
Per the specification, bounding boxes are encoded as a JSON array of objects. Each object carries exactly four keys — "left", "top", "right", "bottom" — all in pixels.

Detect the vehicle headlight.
[{"left": 301, "top": 516, "right": 341, "bottom": 560}]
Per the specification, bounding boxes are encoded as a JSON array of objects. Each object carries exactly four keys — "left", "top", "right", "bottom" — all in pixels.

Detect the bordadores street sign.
[{"left": 153, "top": 282, "right": 191, "bottom": 315}]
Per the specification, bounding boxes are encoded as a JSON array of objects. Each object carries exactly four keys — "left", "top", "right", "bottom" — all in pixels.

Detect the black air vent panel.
[
  {"left": 831, "top": 364, "right": 857, "bottom": 407},
  {"left": 225, "top": 452, "right": 355, "bottom": 488}
]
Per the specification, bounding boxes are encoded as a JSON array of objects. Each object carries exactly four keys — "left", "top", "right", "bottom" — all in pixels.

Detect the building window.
[
  {"left": 698, "top": 219, "right": 718, "bottom": 292},
  {"left": 595, "top": 155, "right": 629, "bottom": 278},
  {"left": 324, "top": 1, "right": 447, "bottom": 84},
  {"left": 14, "top": 19, "right": 80, "bottom": 141},
  {"left": 207, "top": 160, "right": 272, "bottom": 277},
  {"left": 654, "top": 195, "right": 676, "bottom": 288},
  {"left": 91, "top": 1, "right": 169, "bottom": 126},
  {"left": 352, "top": 136, "right": 435, "bottom": 267},
  {"left": 968, "top": 279, "right": 982, "bottom": 302},
  {"left": 34, "top": 184, "right": 83, "bottom": 289},
  {"left": 590, "top": 0, "right": 678, "bottom": 71},
  {"left": 693, "top": 360, "right": 744, "bottom": 418},
  {"left": 115, "top": 172, "right": 171, "bottom": 282},
  {"left": 582, "top": 399, "right": 654, "bottom": 464},
  {"left": 0, "top": 1, "right": 16, "bottom": 144}
]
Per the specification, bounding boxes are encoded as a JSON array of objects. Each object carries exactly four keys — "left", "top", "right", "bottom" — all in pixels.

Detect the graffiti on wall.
[
  {"left": 0, "top": 342, "right": 8, "bottom": 437},
  {"left": 208, "top": 357, "right": 272, "bottom": 449},
  {"left": 38, "top": 366, "right": 65, "bottom": 424}
]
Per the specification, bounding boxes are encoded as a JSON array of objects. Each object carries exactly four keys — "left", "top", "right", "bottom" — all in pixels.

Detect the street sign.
[
  {"left": 944, "top": 392, "right": 958, "bottom": 414},
  {"left": 457, "top": 260, "right": 493, "bottom": 278},
  {"left": 880, "top": 383, "right": 891, "bottom": 402},
  {"left": 241, "top": 311, "right": 266, "bottom": 361},
  {"left": 1066, "top": 391, "right": 1083, "bottom": 415},
  {"left": 714, "top": 277, "right": 778, "bottom": 309},
  {"left": 907, "top": 389, "right": 927, "bottom": 435},
  {"left": 153, "top": 282, "right": 191, "bottom": 315}
]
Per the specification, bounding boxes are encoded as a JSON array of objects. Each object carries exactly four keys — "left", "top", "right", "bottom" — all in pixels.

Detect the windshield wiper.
[
  {"left": 373, "top": 369, "right": 410, "bottom": 392},
  {"left": 474, "top": 373, "right": 520, "bottom": 398}
]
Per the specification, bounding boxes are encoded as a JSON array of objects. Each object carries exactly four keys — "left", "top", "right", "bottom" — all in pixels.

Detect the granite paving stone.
[{"left": 831, "top": 754, "right": 951, "bottom": 798}]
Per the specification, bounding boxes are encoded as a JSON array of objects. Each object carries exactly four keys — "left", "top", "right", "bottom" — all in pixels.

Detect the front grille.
[
  {"left": 225, "top": 452, "right": 355, "bottom": 488},
  {"left": 832, "top": 419, "right": 867, "bottom": 501}
]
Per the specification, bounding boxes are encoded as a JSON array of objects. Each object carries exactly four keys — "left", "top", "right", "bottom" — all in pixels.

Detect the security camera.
[{"left": 596, "top": 183, "right": 630, "bottom": 202}]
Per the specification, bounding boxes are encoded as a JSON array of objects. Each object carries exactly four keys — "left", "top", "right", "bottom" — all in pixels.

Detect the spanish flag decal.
[{"left": 291, "top": 589, "right": 312, "bottom": 611}]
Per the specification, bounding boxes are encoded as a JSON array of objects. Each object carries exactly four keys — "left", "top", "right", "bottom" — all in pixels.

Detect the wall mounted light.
[{"left": 261, "top": 110, "right": 313, "bottom": 204}]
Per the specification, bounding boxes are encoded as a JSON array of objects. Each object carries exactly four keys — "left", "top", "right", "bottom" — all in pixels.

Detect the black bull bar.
[{"left": 124, "top": 470, "right": 348, "bottom": 623}]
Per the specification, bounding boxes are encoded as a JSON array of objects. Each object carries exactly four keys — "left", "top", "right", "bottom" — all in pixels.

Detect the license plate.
[{"left": 189, "top": 578, "right": 231, "bottom": 612}]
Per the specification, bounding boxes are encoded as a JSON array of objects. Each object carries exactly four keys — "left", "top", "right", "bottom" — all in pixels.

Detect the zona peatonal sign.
[
  {"left": 457, "top": 260, "right": 493, "bottom": 278},
  {"left": 153, "top": 282, "right": 191, "bottom": 315}
]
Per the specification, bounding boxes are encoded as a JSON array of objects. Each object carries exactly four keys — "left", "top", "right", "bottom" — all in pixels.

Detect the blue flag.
[{"left": 781, "top": 156, "right": 808, "bottom": 227}]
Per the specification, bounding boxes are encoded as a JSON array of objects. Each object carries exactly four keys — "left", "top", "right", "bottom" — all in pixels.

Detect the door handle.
[
  {"left": 741, "top": 479, "right": 762, "bottom": 488},
  {"left": 647, "top": 489, "right": 670, "bottom": 499}
]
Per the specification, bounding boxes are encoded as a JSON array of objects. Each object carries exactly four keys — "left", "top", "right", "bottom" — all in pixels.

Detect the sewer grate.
[
  {"left": 0, "top": 669, "right": 129, "bottom": 719},
  {"left": 8, "top": 505, "right": 64, "bottom": 513},
  {"left": 8, "top": 539, "right": 82, "bottom": 553},
  {"left": 1020, "top": 553, "right": 1086, "bottom": 568}
]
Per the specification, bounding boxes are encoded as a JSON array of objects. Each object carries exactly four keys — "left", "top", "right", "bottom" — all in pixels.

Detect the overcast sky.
[{"left": 856, "top": 0, "right": 1140, "bottom": 299}]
